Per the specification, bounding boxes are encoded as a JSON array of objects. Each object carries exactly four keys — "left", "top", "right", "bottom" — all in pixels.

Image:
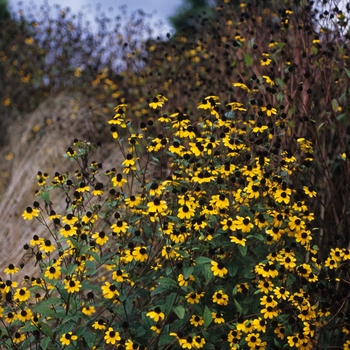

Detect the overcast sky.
[{"left": 8, "top": 0, "right": 183, "bottom": 34}]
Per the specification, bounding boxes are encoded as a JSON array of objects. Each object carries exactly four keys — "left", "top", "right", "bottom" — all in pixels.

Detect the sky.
[{"left": 8, "top": 0, "right": 183, "bottom": 34}]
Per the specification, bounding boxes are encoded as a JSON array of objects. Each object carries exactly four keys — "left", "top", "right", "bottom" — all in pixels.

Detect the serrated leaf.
[
  {"left": 173, "top": 305, "right": 185, "bottom": 319},
  {"left": 203, "top": 306, "right": 212, "bottom": 327}
]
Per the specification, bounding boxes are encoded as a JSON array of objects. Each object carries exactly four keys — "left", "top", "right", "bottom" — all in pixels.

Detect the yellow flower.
[
  {"left": 14, "top": 287, "right": 31, "bottom": 302},
  {"left": 64, "top": 278, "right": 82, "bottom": 293},
  {"left": 211, "top": 261, "right": 228, "bottom": 278},
  {"left": 4, "top": 264, "right": 19, "bottom": 275},
  {"left": 60, "top": 332, "right": 78, "bottom": 346},
  {"left": 104, "top": 327, "right": 121, "bottom": 345},
  {"left": 146, "top": 307, "right": 165, "bottom": 322},
  {"left": 212, "top": 290, "right": 229, "bottom": 305},
  {"left": 101, "top": 282, "right": 120, "bottom": 299},
  {"left": 190, "top": 315, "right": 204, "bottom": 327},
  {"left": 22, "top": 206, "right": 40, "bottom": 220},
  {"left": 82, "top": 305, "right": 96, "bottom": 316}
]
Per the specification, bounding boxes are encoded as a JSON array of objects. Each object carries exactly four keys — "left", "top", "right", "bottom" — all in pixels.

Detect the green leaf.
[
  {"left": 337, "top": 113, "right": 346, "bottom": 121},
  {"left": 317, "top": 122, "right": 325, "bottom": 132},
  {"left": 234, "top": 298, "right": 243, "bottom": 315},
  {"left": 40, "top": 337, "right": 51, "bottom": 350},
  {"left": 322, "top": 331, "right": 330, "bottom": 349},
  {"left": 237, "top": 244, "right": 247, "bottom": 257},
  {"left": 227, "top": 262, "right": 238, "bottom": 277},
  {"left": 202, "top": 263, "right": 213, "bottom": 283},
  {"left": 39, "top": 322, "right": 53, "bottom": 337},
  {"left": 203, "top": 306, "right": 212, "bottom": 327},
  {"left": 33, "top": 297, "right": 61, "bottom": 316},
  {"left": 159, "top": 334, "right": 176, "bottom": 348},
  {"left": 173, "top": 305, "right": 185, "bottom": 319},
  {"left": 331, "top": 99, "right": 339, "bottom": 112},
  {"left": 158, "top": 277, "right": 177, "bottom": 288},
  {"left": 275, "top": 78, "right": 284, "bottom": 87},
  {"left": 183, "top": 266, "right": 194, "bottom": 280},
  {"left": 244, "top": 53, "right": 253, "bottom": 66},
  {"left": 196, "top": 256, "right": 212, "bottom": 264},
  {"left": 40, "top": 191, "right": 50, "bottom": 205},
  {"left": 345, "top": 67, "right": 350, "bottom": 78}
]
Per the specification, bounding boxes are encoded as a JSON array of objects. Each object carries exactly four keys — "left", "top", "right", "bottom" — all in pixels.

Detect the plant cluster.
[{"left": 0, "top": 92, "right": 349, "bottom": 349}]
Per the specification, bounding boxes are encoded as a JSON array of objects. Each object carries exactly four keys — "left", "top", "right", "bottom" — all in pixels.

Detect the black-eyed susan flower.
[
  {"left": 112, "top": 173, "right": 127, "bottom": 187},
  {"left": 112, "top": 269, "right": 128, "bottom": 282},
  {"left": 344, "top": 340, "right": 350, "bottom": 350},
  {"left": 44, "top": 266, "right": 61, "bottom": 280},
  {"left": 104, "top": 327, "right": 121, "bottom": 345},
  {"left": 5, "top": 312, "right": 16, "bottom": 324},
  {"left": 132, "top": 246, "right": 148, "bottom": 262},
  {"left": 211, "top": 261, "right": 228, "bottom": 278},
  {"left": 303, "top": 186, "right": 317, "bottom": 197},
  {"left": 190, "top": 315, "right": 204, "bottom": 327},
  {"left": 101, "top": 282, "right": 119, "bottom": 299},
  {"left": 14, "top": 287, "right": 30, "bottom": 302},
  {"left": 233, "top": 81, "right": 251, "bottom": 92},
  {"left": 147, "top": 198, "right": 168, "bottom": 215},
  {"left": 17, "top": 308, "right": 33, "bottom": 322},
  {"left": 124, "top": 195, "right": 142, "bottom": 208},
  {"left": 185, "top": 291, "right": 205, "bottom": 304},
  {"left": 92, "top": 319, "right": 107, "bottom": 330},
  {"left": 257, "top": 279, "right": 273, "bottom": 294},
  {"left": 178, "top": 273, "right": 195, "bottom": 287},
  {"left": 212, "top": 290, "right": 229, "bottom": 305},
  {"left": 60, "top": 332, "right": 78, "bottom": 346},
  {"left": 150, "top": 324, "right": 161, "bottom": 334},
  {"left": 149, "top": 94, "right": 168, "bottom": 109},
  {"left": 82, "top": 304, "right": 96, "bottom": 316},
  {"left": 245, "top": 333, "right": 262, "bottom": 348},
  {"left": 13, "top": 332, "right": 25, "bottom": 344},
  {"left": 295, "top": 230, "right": 312, "bottom": 245},
  {"left": 273, "top": 286, "right": 290, "bottom": 300},
  {"left": 29, "top": 235, "right": 44, "bottom": 246},
  {"left": 92, "top": 231, "right": 109, "bottom": 246},
  {"left": 39, "top": 239, "right": 56, "bottom": 253},
  {"left": 22, "top": 206, "right": 39, "bottom": 220},
  {"left": 233, "top": 216, "right": 254, "bottom": 233},
  {"left": 230, "top": 232, "right": 247, "bottom": 246},
  {"left": 212, "top": 311, "right": 225, "bottom": 324},
  {"left": 60, "top": 224, "right": 77, "bottom": 238},
  {"left": 64, "top": 277, "right": 82, "bottom": 294},
  {"left": 261, "top": 104, "right": 277, "bottom": 116},
  {"left": 146, "top": 307, "right": 165, "bottom": 322},
  {"left": 4, "top": 264, "right": 19, "bottom": 275},
  {"left": 252, "top": 318, "right": 267, "bottom": 333}
]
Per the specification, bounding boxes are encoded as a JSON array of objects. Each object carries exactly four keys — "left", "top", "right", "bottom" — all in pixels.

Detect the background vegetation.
[{"left": 1, "top": 0, "right": 350, "bottom": 349}]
